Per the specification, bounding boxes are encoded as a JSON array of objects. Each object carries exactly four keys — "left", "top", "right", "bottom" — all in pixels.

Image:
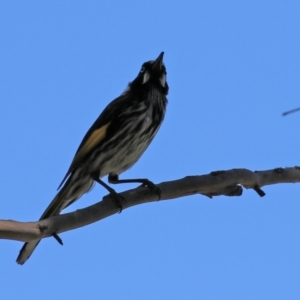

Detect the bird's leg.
[
  {"left": 108, "top": 174, "right": 161, "bottom": 200},
  {"left": 92, "top": 173, "right": 126, "bottom": 212}
]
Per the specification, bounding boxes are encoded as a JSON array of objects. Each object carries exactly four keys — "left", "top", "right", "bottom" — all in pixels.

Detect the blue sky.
[{"left": 1, "top": 1, "right": 300, "bottom": 299}]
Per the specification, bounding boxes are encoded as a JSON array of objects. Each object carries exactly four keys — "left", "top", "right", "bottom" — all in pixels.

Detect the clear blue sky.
[{"left": 1, "top": 1, "right": 300, "bottom": 299}]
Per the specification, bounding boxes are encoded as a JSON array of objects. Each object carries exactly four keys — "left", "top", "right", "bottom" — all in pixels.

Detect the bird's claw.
[
  {"left": 140, "top": 179, "right": 161, "bottom": 200},
  {"left": 109, "top": 191, "right": 127, "bottom": 213}
]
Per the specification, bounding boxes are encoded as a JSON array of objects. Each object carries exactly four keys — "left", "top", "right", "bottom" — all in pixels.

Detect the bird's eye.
[{"left": 140, "top": 66, "right": 145, "bottom": 73}]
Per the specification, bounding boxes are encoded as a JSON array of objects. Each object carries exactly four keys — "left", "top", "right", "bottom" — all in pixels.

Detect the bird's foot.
[
  {"left": 108, "top": 189, "right": 127, "bottom": 213},
  {"left": 139, "top": 179, "right": 161, "bottom": 200}
]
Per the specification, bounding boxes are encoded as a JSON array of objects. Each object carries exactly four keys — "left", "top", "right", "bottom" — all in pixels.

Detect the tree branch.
[
  {"left": 1, "top": 167, "right": 299, "bottom": 243},
  {"left": 282, "top": 107, "right": 300, "bottom": 116}
]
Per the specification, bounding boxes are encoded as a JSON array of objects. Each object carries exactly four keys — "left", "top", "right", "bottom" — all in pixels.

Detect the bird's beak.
[{"left": 152, "top": 52, "right": 164, "bottom": 72}]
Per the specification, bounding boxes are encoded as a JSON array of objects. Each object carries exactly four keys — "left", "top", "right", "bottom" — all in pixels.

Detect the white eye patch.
[
  {"left": 142, "top": 71, "right": 151, "bottom": 84},
  {"left": 159, "top": 74, "right": 166, "bottom": 87}
]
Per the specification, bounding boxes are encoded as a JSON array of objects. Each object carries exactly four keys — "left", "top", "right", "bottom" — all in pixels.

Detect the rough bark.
[{"left": 1, "top": 167, "right": 299, "bottom": 242}]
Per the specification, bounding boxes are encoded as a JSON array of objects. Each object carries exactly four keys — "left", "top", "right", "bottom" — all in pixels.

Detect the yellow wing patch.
[{"left": 71, "top": 122, "right": 110, "bottom": 168}]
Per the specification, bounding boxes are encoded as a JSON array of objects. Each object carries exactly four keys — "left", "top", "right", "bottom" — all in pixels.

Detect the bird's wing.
[{"left": 57, "top": 95, "right": 130, "bottom": 189}]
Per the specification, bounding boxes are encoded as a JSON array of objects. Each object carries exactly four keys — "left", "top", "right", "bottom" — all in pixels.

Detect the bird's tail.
[{"left": 16, "top": 173, "right": 93, "bottom": 265}]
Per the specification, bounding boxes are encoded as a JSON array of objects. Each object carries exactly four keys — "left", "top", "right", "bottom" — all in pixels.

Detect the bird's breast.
[
  {"left": 80, "top": 94, "right": 166, "bottom": 179},
  {"left": 99, "top": 106, "right": 161, "bottom": 176}
]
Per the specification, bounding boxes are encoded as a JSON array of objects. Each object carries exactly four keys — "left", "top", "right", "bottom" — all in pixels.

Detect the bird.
[{"left": 16, "top": 52, "right": 169, "bottom": 265}]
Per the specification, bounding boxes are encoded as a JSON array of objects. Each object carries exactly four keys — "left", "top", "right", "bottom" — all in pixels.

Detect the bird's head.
[{"left": 131, "top": 52, "right": 168, "bottom": 95}]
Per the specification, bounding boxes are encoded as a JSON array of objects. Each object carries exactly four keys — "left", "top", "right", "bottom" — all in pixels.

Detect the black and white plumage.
[{"left": 16, "top": 52, "right": 168, "bottom": 265}]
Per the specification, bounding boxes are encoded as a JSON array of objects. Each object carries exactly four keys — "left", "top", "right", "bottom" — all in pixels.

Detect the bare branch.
[{"left": 1, "top": 167, "right": 299, "bottom": 243}]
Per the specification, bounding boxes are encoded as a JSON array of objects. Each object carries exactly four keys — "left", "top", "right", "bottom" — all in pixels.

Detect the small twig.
[
  {"left": 282, "top": 107, "right": 300, "bottom": 116},
  {"left": 253, "top": 185, "right": 266, "bottom": 197}
]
